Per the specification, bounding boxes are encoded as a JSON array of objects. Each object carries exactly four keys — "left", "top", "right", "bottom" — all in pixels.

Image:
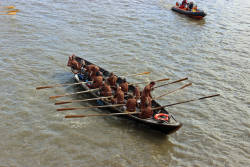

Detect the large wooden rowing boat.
[{"left": 71, "top": 56, "right": 182, "bottom": 135}]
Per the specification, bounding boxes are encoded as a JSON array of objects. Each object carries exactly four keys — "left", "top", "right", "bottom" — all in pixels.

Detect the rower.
[
  {"left": 86, "top": 64, "right": 100, "bottom": 80},
  {"left": 126, "top": 95, "right": 138, "bottom": 112},
  {"left": 141, "top": 82, "right": 155, "bottom": 99},
  {"left": 90, "top": 72, "right": 103, "bottom": 89},
  {"left": 120, "top": 78, "right": 128, "bottom": 94},
  {"left": 139, "top": 96, "right": 153, "bottom": 119},
  {"left": 100, "top": 81, "right": 112, "bottom": 97},
  {"left": 133, "top": 85, "right": 141, "bottom": 101},
  {"left": 107, "top": 72, "right": 117, "bottom": 89},
  {"left": 111, "top": 87, "right": 124, "bottom": 104}
]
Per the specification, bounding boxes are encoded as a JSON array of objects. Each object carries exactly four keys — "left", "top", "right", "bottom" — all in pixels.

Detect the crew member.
[
  {"left": 126, "top": 95, "right": 137, "bottom": 112},
  {"left": 180, "top": 0, "right": 188, "bottom": 8},
  {"left": 141, "top": 82, "right": 155, "bottom": 99},
  {"left": 120, "top": 78, "right": 128, "bottom": 94},
  {"left": 188, "top": 1, "right": 194, "bottom": 11},
  {"left": 67, "top": 54, "right": 82, "bottom": 74},
  {"left": 111, "top": 87, "right": 124, "bottom": 104},
  {"left": 85, "top": 64, "right": 100, "bottom": 80},
  {"left": 139, "top": 96, "right": 153, "bottom": 119},
  {"left": 90, "top": 72, "right": 103, "bottom": 89},
  {"left": 133, "top": 85, "right": 141, "bottom": 100},
  {"left": 107, "top": 72, "right": 117, "bottom": 88},
  {"left": 100, "top": 82, "right": 112, "bottom": 97}
]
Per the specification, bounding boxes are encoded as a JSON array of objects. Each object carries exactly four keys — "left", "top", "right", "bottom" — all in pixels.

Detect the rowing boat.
[{"left": 70, "top": 56, "right": 182, "bottom": 135}]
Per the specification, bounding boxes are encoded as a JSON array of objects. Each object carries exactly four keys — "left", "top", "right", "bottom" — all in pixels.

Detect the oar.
[
  {"left": 0, "top": 9, "right": 20, "bottom": 13},
  {"left": 154, "top": 77, "right": 188, "bottom": 89},
  {"left": 153, "top": 83, "right": 192, "bottom": 100},
  {"left": 36, "top": 81, "right": 92, "bottom": 90},
  {"left": 120, "top": 72, "right": 150, "bottom": 78},
  {"left": 55, "top": 96, "right": 113, "bottom": 105},
  {"left": 65, "top": 111, "right": 139, "bottom": 118},
  {"left": 57, "top": 103, "right": 125, "bottom": 111},
  {"left": 152, "top": 94, "right": 220, "bottom": 110},
  {"left": 129, "top": 78, "right": 170, "bottom": 85},
  {"left": 4, "top": 6, "right": 15, "bottom": 9},
  {"left": 0, "top": 12, "right": 16, "bottom": 15},
  {"left": 49, "top": 88, "right": 99, "bottom": 99}
]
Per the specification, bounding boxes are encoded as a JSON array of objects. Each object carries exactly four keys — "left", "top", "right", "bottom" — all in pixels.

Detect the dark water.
[{"left": 0, "top": 0, "right": 249, "bottom": 166}]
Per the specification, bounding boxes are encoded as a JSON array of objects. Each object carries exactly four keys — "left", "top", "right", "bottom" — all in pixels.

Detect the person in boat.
[
  {"left": 180, "top": 0, "right": 188, "bottom": 8},
  {"left": 133, "top": 85, "right": 141, "bottom": 101},
  {"left": 107, "top": 72, "right": 118, "bottom": 89},
  {"left": 188, "top": 1, "right": 194, "bottom": 11},
  {"left": 111, "top": 86, "right": 124, "bottom": 104},
  {"left": 90, "top": 72, "right": 103, "bottom": 89},
  {"left": 86, "top": 64, "right": 100, "bottom": 80},
  {"left": 67, "top": 54, "right": 82, "bottom": 74},
  {"left": 120, "top": 78, "right": 128, "bottom": 94},
  {"left": 100, "top": 81, "right": 112, "bottom": 97},
  {"left": 139, "top": 96, "right": 153, "bottom": 119},
  {"left": 141, "top": 81, "right": 155, "bottom": 99},
  {"left": 126, "top": 95, "right": 138, "bottom": 112}
]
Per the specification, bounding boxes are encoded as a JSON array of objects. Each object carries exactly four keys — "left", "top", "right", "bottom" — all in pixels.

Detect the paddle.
[
  {"left": 129, "top": 78, "right": 170, "bottom": 86},
  {"left": 0, "top": 9, "right": 20, "bottom": 13},
  {"left": 57, "top": 103, "right": 125, "bottom": 111},
  {"left": 55, "top": 96, "right": 113, "bottom": 105},
  {"left": 65, "top": 111, "right": 139, "bottom": 118},
  {"left": 36, "top": 81, "right": 92, "bottom": 90},
  {"left": 154, "top": 77, "right": 188, "bottom": 89},
  {"left": 49, "top": 88, "right": 99, "bottom": 99},
  {"left": 152, "top": 94, "right": 220, "bottom": 110},
  {"left": 0, "top": 12, "right": 16, "bottom": 15},
  {"left": 4, "top": 6, "right": 15, "bottom": 9},
  {"left": 120, "top": 72, "right": 150, "bottom": 78},
  {"left": 153, "top": 83, "right": 192, "bottom": 100}
]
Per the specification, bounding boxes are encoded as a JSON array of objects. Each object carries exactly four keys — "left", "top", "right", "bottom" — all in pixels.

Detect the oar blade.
[
  {"left": 36, "top": 86, "right": 54, "bottom": 90},
  {"left": 5, "top": 6, "right": 15, "bottom": 9},
  {"left": 57, "top": 108, "right": 77, "bottom": 111},
  {"left": 49, "top": 95, "right": 64, "bottom": 99},
  {"left": 55, "top": 101, "right": 72, "bottom": 105}
]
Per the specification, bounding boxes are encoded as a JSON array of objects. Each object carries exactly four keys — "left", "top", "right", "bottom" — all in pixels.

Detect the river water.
[{"left": 0, "top": 0, "right": 249, "bottom": 166}]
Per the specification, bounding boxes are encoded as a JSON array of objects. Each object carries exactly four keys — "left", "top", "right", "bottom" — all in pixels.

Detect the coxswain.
[
  {"left": 141, "top": 82, "right": 155, "bottom": 99},
  {"left": 67, "top": 54, "right": 82, "bottom": 74},
  {"left": 133, "top": 85, "right": 141, "bottom": 100},
  {"left": 139, "top": 96, "right": 153, "bottom": 119},
  {"left": 107, "top": 72, "right": 117, "bottom": 89},
  {"left": 100, "top": 82, "right": 112, "bottom": 97},
  {"left": 111, "top": 87, "right": 124, "bottom": 104},
  {"left": 90, "top": 72, "right": 103, "bottom": 89},
  {"left": 120, "top": 78, "right": 128, "bottom": 94},
  {"left": 126, "top": 95, "right": 137, "bottom": 112}
]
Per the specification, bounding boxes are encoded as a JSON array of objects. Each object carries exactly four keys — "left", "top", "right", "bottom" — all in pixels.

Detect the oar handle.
[{"left": 57, "top": 108, "right": 78, "bottom": 111}]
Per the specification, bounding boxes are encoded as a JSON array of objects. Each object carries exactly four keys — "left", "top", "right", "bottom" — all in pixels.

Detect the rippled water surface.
[{"left": 0, "top": 0, "right": 249, "bottom": 166}]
